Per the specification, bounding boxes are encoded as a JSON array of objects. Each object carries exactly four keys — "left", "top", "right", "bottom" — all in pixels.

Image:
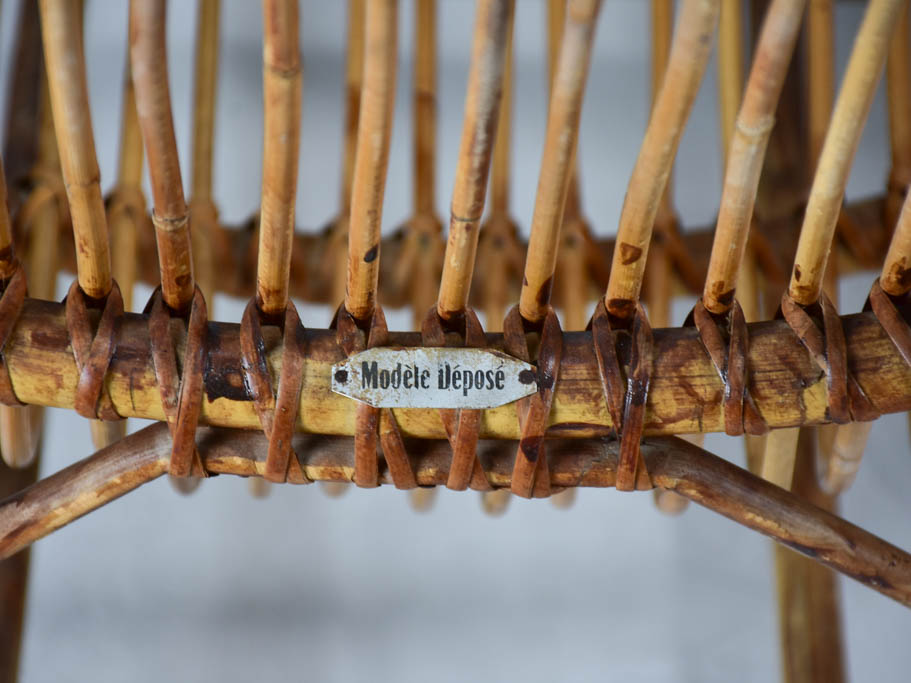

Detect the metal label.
[{"left": 331, "top": 347, "right": 538, "bottom": 409}]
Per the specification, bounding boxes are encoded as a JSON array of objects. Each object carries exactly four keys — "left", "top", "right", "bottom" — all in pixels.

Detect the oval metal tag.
[{"left": 331, "top": 347, "right": 538, "bottom": 409}]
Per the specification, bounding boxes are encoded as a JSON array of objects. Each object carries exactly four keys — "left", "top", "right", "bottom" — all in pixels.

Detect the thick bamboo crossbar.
[
  {"left": 2, "top": 422, "right": 909, "bottom": 608},
  {"left": 4, "top": 297, "right": 911, "bottom": 440}
]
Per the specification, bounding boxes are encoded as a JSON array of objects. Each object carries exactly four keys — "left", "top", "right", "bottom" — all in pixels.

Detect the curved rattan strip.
[
  {"left": 0, "top": 267, "right": 27, "bottom": 406},
  {"left": 588, "top": 300, "right": 653, "bottom": 492},
  {"left": 240, "top": 299, "right": 309, "bottom": 483},
  {"left": 688, "top": 299, "right": 767, "bottom": 436},
  {"left": 64, "top": 279, "right": 123, "bottom": 421},
  {"left": 780, "top": 292, "right": 878, "bottom": 424},
  {"left": 333, "top": 304, "right": 416, "bottom": 490},
  {"left": 869, "top": 279, "right": 911, "bottom": 367},
  {"left": 421, "top": 307, "right": 491, "bottom": 492},
  {"left": 503, "top": 305, "right": 563, "bottom": 498},
  {"left": 145, "top": 285, "right": 208, "bottom": 477}
]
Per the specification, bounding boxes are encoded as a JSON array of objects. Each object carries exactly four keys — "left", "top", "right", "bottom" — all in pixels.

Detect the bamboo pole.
[
  {"left": 604, "top": 0, "right": 719, "bottom": 321},
  {"left": 0, "top": 5, "right": 46, "bottom": 677},
  {"left": 886, "top": 1, "right": 911, "bottom": 229},
  {"left": 345, "top": 0, "right": 397, "bottom": 322},
  {"left": 38, "top": 0, "right": 113, "bottom": 301},
  {"left": 190, "top": 0, "right": 222, "bottom": 307},
  {"left": 3, "top": 426, "right": 911, "bottom": 608},
  {"left": 478, "top": 6, "right": 517, "bottom": 516},
  {"left": 703, "top": 0, "right": 806, "bottom": 314},
  {"left": 518, "top": 0, "right": 603, "bottom": 324},
  {"left": 789, "top": 0, "right": 905, "bottom": 307},
  {"left": 775, "top": 429, "right": 846, "bottom": 683},
  {"left": 718, "top": 0, "right": 743, "bottom": 165},
  {"left": 130, "top": 0, "right": 196, "bottom": 313},
  {"left": 320, "top": 0, "right": 366, "bottom": 500},
  {"left": 644, "top": 0, "right": 686, "bottom": 515},
  {"left": 4, "top": 299, "right": 911, "bottom": 440},
  {"left": 807, "top": 0, "right": 835, "bottom": 172},
  {"left": 342, "top": 0, "right": 366, "bottom": 218},
  {"left": 436, "top": 0, "right": 514, "bottom": 319},
  {"left": 413, "top": 0, "right": 436, "bottom": 219},
  {"left": 257, "top": 0, "right": 302, "bottom": 316},
  {"left": 111, "top": 56, "right": 144, "bottom": 314},
  {"left": 94, "top": 40, "right": 146, "bottom": 452},
  {"left": 390, "top": 0, "right": 444, "bottom": 345},
  {"left": 0, "top": 158, "right": 36, "bottom": 471}
]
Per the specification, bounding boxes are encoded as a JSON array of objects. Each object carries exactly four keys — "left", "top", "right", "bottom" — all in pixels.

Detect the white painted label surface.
[{"left": 331, "top": 347, "right": 538, "bottom": 409}]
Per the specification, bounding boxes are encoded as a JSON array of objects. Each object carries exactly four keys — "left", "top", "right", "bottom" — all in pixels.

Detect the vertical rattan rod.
[
  {"left": 887, "top": 2, "right": 911, "bottom": 193},
  {"left": 436, "top": 0, "right": 514, "bottom": 319},
  {"left": 718, "top": 0, "right": 743, "bottom": 167},
  {"left": 603, "top": 0, "right": 719, "bottom": 321},
  {"left": 702, "top": 0, "right": 806, "bottom": 314},
  {"left": 341, "top": 0, "right": 366, "bottom": 214},
  {"left": 518, "top": 0, "right": 602, "bottom": 324},
  {"left": 489, "top": 8, "right": 514, "bottom": 218},
  {"left": 789, "top": 0, "right": 905, "bottom": 306},
  {"left": 650, "top": 0, "right": 674, "bottom": 218},
  {"left": 345, "top": 0, "right": 397, "bottom": 321},
  {"left": 38, "top": 0, "right": 113, "bottom": 300},
  {"left": 257, "top": 0, "right": 302, "bottom": 316},
  {"left": 192, "top": 0, "right": 221, "bottom": 205},
  {"left": 130, "top": 0, "right": 196, "bottom": 312},
  {"left": 413, "top": 0, "right": 436, "bottom": 216},
  {"left": 0, "top": 156, "right": 36, "bottom": 470},
  {"left": 808, "top": 0, "right": 835, "bottom": 172},
  {"left": 111, "top": 51, "right": 144, "bottom": 315},
  {"left": 187, "top": 0, "right": 222, "bottom": 312}
]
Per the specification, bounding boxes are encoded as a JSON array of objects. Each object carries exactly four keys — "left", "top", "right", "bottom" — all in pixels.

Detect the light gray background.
[{"left": 1, "top": 1, "right": 909, "bottom": 681}]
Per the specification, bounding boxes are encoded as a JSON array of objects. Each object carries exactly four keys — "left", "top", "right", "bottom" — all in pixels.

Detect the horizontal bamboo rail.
[
  {"left": 1, "top": 422, "right": 909, "bottom": 608},
  {"left": 3, "top": 297, "right": 911, "bottom": 439}
]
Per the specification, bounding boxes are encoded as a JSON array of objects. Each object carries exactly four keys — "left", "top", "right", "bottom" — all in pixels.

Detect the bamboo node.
[{"left": 151, "top": 211, "right": 189, "bottom": 233}]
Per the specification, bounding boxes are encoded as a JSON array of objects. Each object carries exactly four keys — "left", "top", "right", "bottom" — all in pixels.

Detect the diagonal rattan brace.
[
  {"left": 0, "top": 266, "right": 26, "bottom": 406},
  {"left": 589, "top": 299, "right": 653, "bottom": 492},
  {"left": 333, "top": 305, "right": 417, "bottom": 489},
  {"left": 781, "top": 292, "right": 878, "bottom": 423},
  {"left": 421, "top": 307, "right": 492, "bottom": 492},
  {"left": 504, "top": 305, "right": 563, "bottom": 499},
  {"left": 145, "top": 286, "right": 208, "bottom": 477},
  {"left": 240, "top": 299, "right": 309, "bottom": 484},
  {"left": 64, "top": 279, "right": 123, "bottom": 421},
  {"left": 688, "top": 299, "right": 767, "bottom": 436},
  {"left": 868, "top": 279, "right": 911, "bottom": 367}
]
